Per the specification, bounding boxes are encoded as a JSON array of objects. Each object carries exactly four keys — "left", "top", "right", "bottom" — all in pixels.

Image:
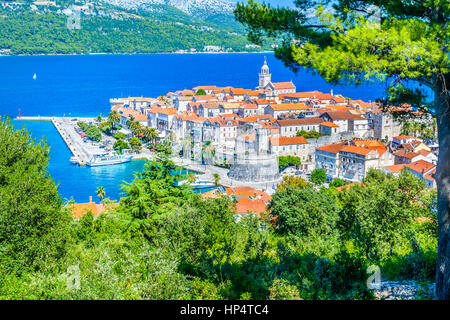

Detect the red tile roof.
[
  {"left": 340, "top": 145, "right": 374, "bottom": 156},
  {"left": 405, "top": 160, "right": 436, "bottom": 174},
  {"left": 384, "top": 164, "right": 406, "bottom": 173},
  {"left": 270, "top": 136, "right": 308, "bottom": 146},
  {"left": 320, "top": 121, "right": 339, "bottom": 127},
  {"left": 272, "top": 81, "right": 296, "bottom": 90},
  {"left": 316, "top": 142, "right": 347, "bottom": 154},
  {"left": 276, "top": 118, "right": 324, "bottom": 126}
]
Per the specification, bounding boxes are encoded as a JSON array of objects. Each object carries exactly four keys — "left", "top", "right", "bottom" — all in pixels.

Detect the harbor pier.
[{"left": 16, "top": 116, "right": 102, "bottom": 166}]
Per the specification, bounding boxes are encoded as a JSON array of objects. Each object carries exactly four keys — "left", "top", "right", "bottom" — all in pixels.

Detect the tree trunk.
[{"left": 435, "top": 73, "right": 450, "bottom": 300}]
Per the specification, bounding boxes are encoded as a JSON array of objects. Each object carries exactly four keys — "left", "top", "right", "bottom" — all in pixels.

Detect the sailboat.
[{"left": 32, "top": 73, "right": 37, "bottom": 80}]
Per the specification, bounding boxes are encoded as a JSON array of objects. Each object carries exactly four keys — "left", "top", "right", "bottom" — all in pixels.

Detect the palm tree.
[
  {"left": 213, "top": 173, "right": 221, "bottom": 186},
  {"left": 131, "top": 121, "right": 142, "bottom": 137},
  {"left": 96, "top": 115, "right": 103, "bottom": 124},
  {"left": 96, "top": 186, "right": 105, "bottom": 201},
  {"left": 108, "top": 111, "right": 120, "bottom": 131},
  {"left": 401, "top": 121, "right": 413, "bottom": 136}
]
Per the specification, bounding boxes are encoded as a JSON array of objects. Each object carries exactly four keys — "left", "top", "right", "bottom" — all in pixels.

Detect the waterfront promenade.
[{"left": 16, "top": 116, "right": 102, "bottom": 165}]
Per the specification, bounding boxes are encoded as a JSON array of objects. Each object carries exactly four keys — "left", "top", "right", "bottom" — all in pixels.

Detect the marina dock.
[{"left": 16, "top": 116, "right": 102, "bottom": 166}]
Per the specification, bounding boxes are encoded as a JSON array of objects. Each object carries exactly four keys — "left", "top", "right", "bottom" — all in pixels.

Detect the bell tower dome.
[{"left": 258, "top": 57, "right": 271, "bottom": 89}]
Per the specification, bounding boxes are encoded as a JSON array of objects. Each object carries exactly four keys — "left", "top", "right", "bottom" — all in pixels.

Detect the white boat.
[
  {"left": 32, "top": 73, "right": 37, "bottom": 80},
  {"left": 86, "top": 153, "right": 133, "bottom": 167}
]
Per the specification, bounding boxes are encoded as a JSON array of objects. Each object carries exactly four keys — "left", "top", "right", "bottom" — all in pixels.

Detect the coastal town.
[{"left": 37, "top": 58, "right": 438, "bottom": 219}]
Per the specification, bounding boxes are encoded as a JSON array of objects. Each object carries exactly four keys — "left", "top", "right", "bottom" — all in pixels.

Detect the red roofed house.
[
  {"left": 405, "top": 160, "right": 437, "bottom": 188},
  {"left": 392, "top": 135, "right": 422, "bottom": 148},
  {"left": 279, "top": 91, "right": 322, "bottom": 103},
  {"left": 319, "top": 121, "right": 339, "bottom": 135},
  {"left": 269, "top": 136, "right": 310, "bottom": 163},
  {"left": 383, "top": 164, "right": 407, "bottom": 176},
  {"left": 264, "top": 103, "right": 310, "bottom": 118},
  {"left": 315, "top": 142, "right": 347, "bottom": 178},
  {"left": 338, "top": 144, "right": 387, "bottom": 182},
  {"left": 320, "top": 111, "right": 369, "bottom": 136},
  {"left": 274, "top": 118, "right": 324, "bottom": 137}
]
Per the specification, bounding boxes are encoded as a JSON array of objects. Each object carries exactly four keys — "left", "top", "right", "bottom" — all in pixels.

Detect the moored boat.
[{"left": 86, "top": 152, "right": 133, "bottom": 167}]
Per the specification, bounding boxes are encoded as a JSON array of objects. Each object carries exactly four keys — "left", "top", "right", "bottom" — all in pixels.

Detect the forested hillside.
[{"left": 0, "top": 1, "right": 270, "bottom": 55}]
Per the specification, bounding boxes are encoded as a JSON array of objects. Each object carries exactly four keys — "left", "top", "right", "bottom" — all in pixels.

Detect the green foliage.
[
  {"left": 128, "top": 137, "right": 142, "bottom": 151},
  {"left": 0, "top": 121, "right": 439, "bottom": 300},
  {"left": 269, "top": 187, "right": 339, "bottom": 238},
  {"left": 278, "top": 155, "right": 301, "bottom": 169},
  {"left": 0, "top": 5, "right": 271, "bottom": 55},
  {"left": 0, "top": 118, "right": 72, "bottom": 272},
  {"left": 296, "top": 130, "right": 326, "bottom": 139},
  {"left": 268, "top": 279, "right": 301, "bottom": 300},
  {"left": 276, "top": 175, "right": 310, "bottom": 192},
  {"left": 195, "top": 89, "right": 207, "bottom": 96},
  {"left": 329, "top": 178, "right": 349, "bottom": 188},
  {"left": 99, "top": 121, "right": 113, "bottom": 135},
  {"left": 113, "top": 139, "right": 129, "bottom": 153},
  {"left": 338, "top": 169, "right": 427, "bottom": 260},
  {"left": 77, "top": 121, "right": 102, "bottom": 142},
  {"left": 310, "top": 168, "right": 327, "bottom": 185},
  {"left": 113, "top": 132, "right": 126, "bottom": 140}
]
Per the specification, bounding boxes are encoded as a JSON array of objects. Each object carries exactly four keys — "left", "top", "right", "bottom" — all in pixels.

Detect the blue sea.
[{"left": 1, "top": 53, "right": 387, "bottom": 202}]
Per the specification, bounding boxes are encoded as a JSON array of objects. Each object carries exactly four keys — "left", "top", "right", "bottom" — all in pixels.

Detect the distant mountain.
[
  {"left": 101, "top": 0, "right": 235, "bottom": 18},
  {"left": 99, "top": 0, "right": 243, "bottom": 31}
]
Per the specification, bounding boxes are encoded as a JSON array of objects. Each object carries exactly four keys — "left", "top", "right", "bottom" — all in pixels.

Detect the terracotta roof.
[
  {"left": 393, "top": 135, "right": 418, "bottom": 141},
  {"left": 177, "top": 89, "right": 195, "bottom": 96},
  {"left": 270, "top": 103, "right": 309, "bottom": 111},
  {"left": 405, "top": 160, "right": 436, "bottom": 174},
  {"left": 176, "top": 96, "right": 194, "bottom": 101},
  {"left": 279, "top": 91, "right": 322, "bottom": 99},
  {"left": 194, "top": 95, "right": 218, "bottom": 101},
  {"left": 200, "top": 102, "right": 220, "bottom": 109},
  {"left": 394, "top": 149, "right": 421, "bottom": 159},
  {"left": 270, "top": 136, "right": 308, "bottom": 146},
  {"left": 272, "top": 81, "right": 296, "bottom": 90},
  {"left": 193, "top": 85, "right": 218, "bottom": 90},
  {"left": 320, "top": 121, "right": 339, "bottom": 127},
  {"left": 417, "top": 149, "right": 431, "bottom": 157},
  {"left": 67, "top": 199, "right": 118, "bottom": 219},
  {"left": 240, "top": 115, "right": 275, "bottom": 123},
  {"left": 316, "top": 142, "right": 347, "bottom": 154},
  {"left": 340, "top": 145, "right": 374, "bottom": 156},
  {"left": 235, "top": 198, "right": 267, "bottom": 215},
  {"left": 315, "top": 93, "right": 336, "bottom": 100},
  {"left": 225, "top": 186, "right": 271, "bottom": 201},
  {"left": 276, "top": 118, "right": 324, "bottom": 126},
  {"left": 385, "top": 164, "right": 406, "bottom": 173},
  {"left": 254, "top": 99, "right": 277, "bottom": 105},
  {"left": 322, "top": 111, "right": 365, "bottom": 121}
]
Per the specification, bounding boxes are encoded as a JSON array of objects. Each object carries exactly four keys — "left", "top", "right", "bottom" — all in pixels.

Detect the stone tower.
[{"left": 258, "top": 57, "right": 271, "bottom": 89}]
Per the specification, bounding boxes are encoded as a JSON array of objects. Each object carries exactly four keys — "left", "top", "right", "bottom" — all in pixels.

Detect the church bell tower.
[{"left": 258, "top": 57, "right": 271, "bottom": 89}]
